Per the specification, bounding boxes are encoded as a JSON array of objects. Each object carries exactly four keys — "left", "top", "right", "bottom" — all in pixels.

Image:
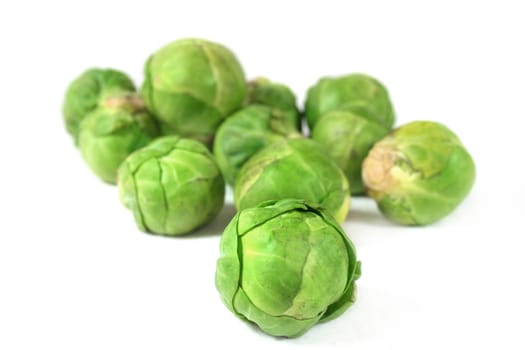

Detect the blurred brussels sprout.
[
  {"left": 245, "top": 77, "right": 301, "bottom": 129},
  {"left": 234, "top": 138, "right": 350, "bottom": 223},
  {"left": 362, "top": 121, "right": 476, "bottom": 225},
  {"left": 305, "top": 73, "right": 395, "bottom": 130},
  {"left": 213, "top": 105, "right": 302, "bottom": 186},
  {"left": 312, "top": 110, "right": 389, "bottom": 195},
  {"left": 142, "top": 38, "right": 247, "bottom": 146},
  {"left": 63, "top": 68, "right": 136, "bottom": 141},
  {"left": 215, "top": 198, "right": 361, "bottom": 338},
  {"left": 78, "top": 96, "right": 158, "bottom": 184},
  {"left": 118, "top": 136, "right": 225, "bottom": 236}
]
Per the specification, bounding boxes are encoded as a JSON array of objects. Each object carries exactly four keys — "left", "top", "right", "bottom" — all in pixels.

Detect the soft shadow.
[
  {"left": 339, "top": 197, "right": 419, "bottom": 248},
  {"left": 344, "top": 197, "right": 393, "bottom": 227},
  {"left": 347, "top": 207, "right": 392, "bottom": 227},
  {"left": 290, "top": 285, "right": 424, "bottom": 346}
]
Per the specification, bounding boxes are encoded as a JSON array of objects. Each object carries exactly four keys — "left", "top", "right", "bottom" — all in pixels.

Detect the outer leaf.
[
  {"left": 117, "top": 136, "right": 225, "bottom": 235},
  {"left": 141, "top": 38, "right": 246, "bottom": 145},
  {"left": 312, "top": 110, "right": 389, "bottom": 195},
  {"left": 305, "top": 73, "right": 395, "bottom": 130},
  {"left": 78, "top": 106, "right": 158, "bottom": 184},
  {"left": 213, "top": 105, "right": 301, "bottom": 185},
  {"left": 234, "top": 138, "right": 350, "bottom": 224},
  {"left": 215, "top": 199, "right": 361, "bottom": 338},
  {"left": 63, "top": 68, "right": 135, "bottom": 141}
]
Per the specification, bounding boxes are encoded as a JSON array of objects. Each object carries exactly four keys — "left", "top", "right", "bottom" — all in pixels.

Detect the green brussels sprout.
[
  {"left": 77, "top": 96, "right": 159, "bottom": 184},
  {"left": 142, "top": 38, "right": 247, "bottom": 146},
  {"left": 304, "top": 73, "right": 395, "bottom": 130},
  {"left": 63, "top": 68, "right": 136, "bottom": 141},
  {"left": 215, "top": 198, "right": 361, "bottom": 338},
  {"left": 118, "top": 136, "right": 225, "bottom": 235},
  {"left": 312, "top": 110, "right": 390, "bottom": 195},
  {"left": 234, "top": 138, "right": 350, "bottom": 223},
  {"left": 213, "top": 105, "right": 302, "bottom": 186},
  {"left": 245, "top": 77, "right": 301, "bottom": 129},
  {"left": 362, "top": 121, "right": 476, "bottom": 225}
]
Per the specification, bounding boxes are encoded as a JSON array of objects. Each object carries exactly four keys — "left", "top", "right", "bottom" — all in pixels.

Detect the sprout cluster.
[
  {"left": 62, "top": 37, "right": 475, "bottom": 338},
  {"left": 63, "top": 68, "right": 159, "bottom": 183}
]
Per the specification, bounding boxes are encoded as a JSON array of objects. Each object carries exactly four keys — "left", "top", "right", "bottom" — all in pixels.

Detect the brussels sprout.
[
  {"left": 213, "top": 105, "right": 302, "bottom": 186},
  {"left": 234, "top": 138, "right": 350, "bottom": 223},
  {"left": 77, "top": 96, "right": 158, "bottom": 184},
  {"left": 63, "top": 68, "right": 136, "bottom": 141},
  {"left": 245, "top": 77, "right": 301, "bottom": 129},
  {"left": 304, "top": 73, "right": 395, "bottom": 130},
  {"left": 312, "top": 110, "right": 389, "bottom": 195},
  {"left": 215, "top": 198, "right": 361, "bottom": 338},
  {"left": 118, "top": 136, "right": 225, "bottom": 235},
  {"left": 362, "top": 121, "right": 476, "bottom": 225},
  {"left": 142, "top": 38, "right": 247, "bottom": 146}
]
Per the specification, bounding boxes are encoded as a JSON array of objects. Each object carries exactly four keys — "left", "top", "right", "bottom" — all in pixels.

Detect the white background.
[{"left": 1, "top": 1, "right": 524, "bottom": 349}]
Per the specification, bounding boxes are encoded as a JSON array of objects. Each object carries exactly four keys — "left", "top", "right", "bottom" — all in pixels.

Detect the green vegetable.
[
  {"left": 118, "top": 136, "right": 225, "bottom": 235},
  {"left": 215, "top": 198, "right": 361, "bottom": 338},
  {"left": 142, "top": 38, "right": 247, "bottom": 146},
  {"left": 312, "top": 110, "right": 389, "bottom": 195},
  {"left": 63, "top": 68, "right": 136, "bottom": 142},
  {"left": 362, "top": 121, "right": 476, "bottom": 225},
  {"left": 234, "top": 138, "right": 350, "bottom": 223},
  {"left": 305, "top": 73, "right": 395, "bottom": 130},
  {"left": 245, "top": 77, "right": 301, "bottom": 129},
  {"left": 213, "top": 105, "right": 302, "bottom": 186},
  {"left": 78, "top": 95, "right": 159, "bottom": 184}
]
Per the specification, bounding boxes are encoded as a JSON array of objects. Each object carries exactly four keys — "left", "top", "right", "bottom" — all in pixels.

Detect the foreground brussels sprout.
[
  {"left": 234, "top": 138, "right": 350, "bottom": 223},
  {"left": 312, "top": 110, "right": 389, "bottom": 195},
  {"left": 362, "top": 121, "right": 476, "bottom": 225},
  {"left": 215, "top": 199, "right": 361, "bottom": 338},
  {"left": 305, "top": 73, "right": 395, "bottom": 130},
  {"left": 78, "top": 98, "right": 159, "bottom": 184},
  {"left": 118, "top": 136, "right": 225, "bottom": 235},
  {"left": 142, "top": 38, "right": 247, "bottom": 146},
  {"left": 213, "top": 105, "right": 302, "bottom": 186},
  {"left": 245, "top": 77, "right": 301, "bottom": 129},
  {"left": 63, "top": 68, "right": 136, "bottom": 141}
]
